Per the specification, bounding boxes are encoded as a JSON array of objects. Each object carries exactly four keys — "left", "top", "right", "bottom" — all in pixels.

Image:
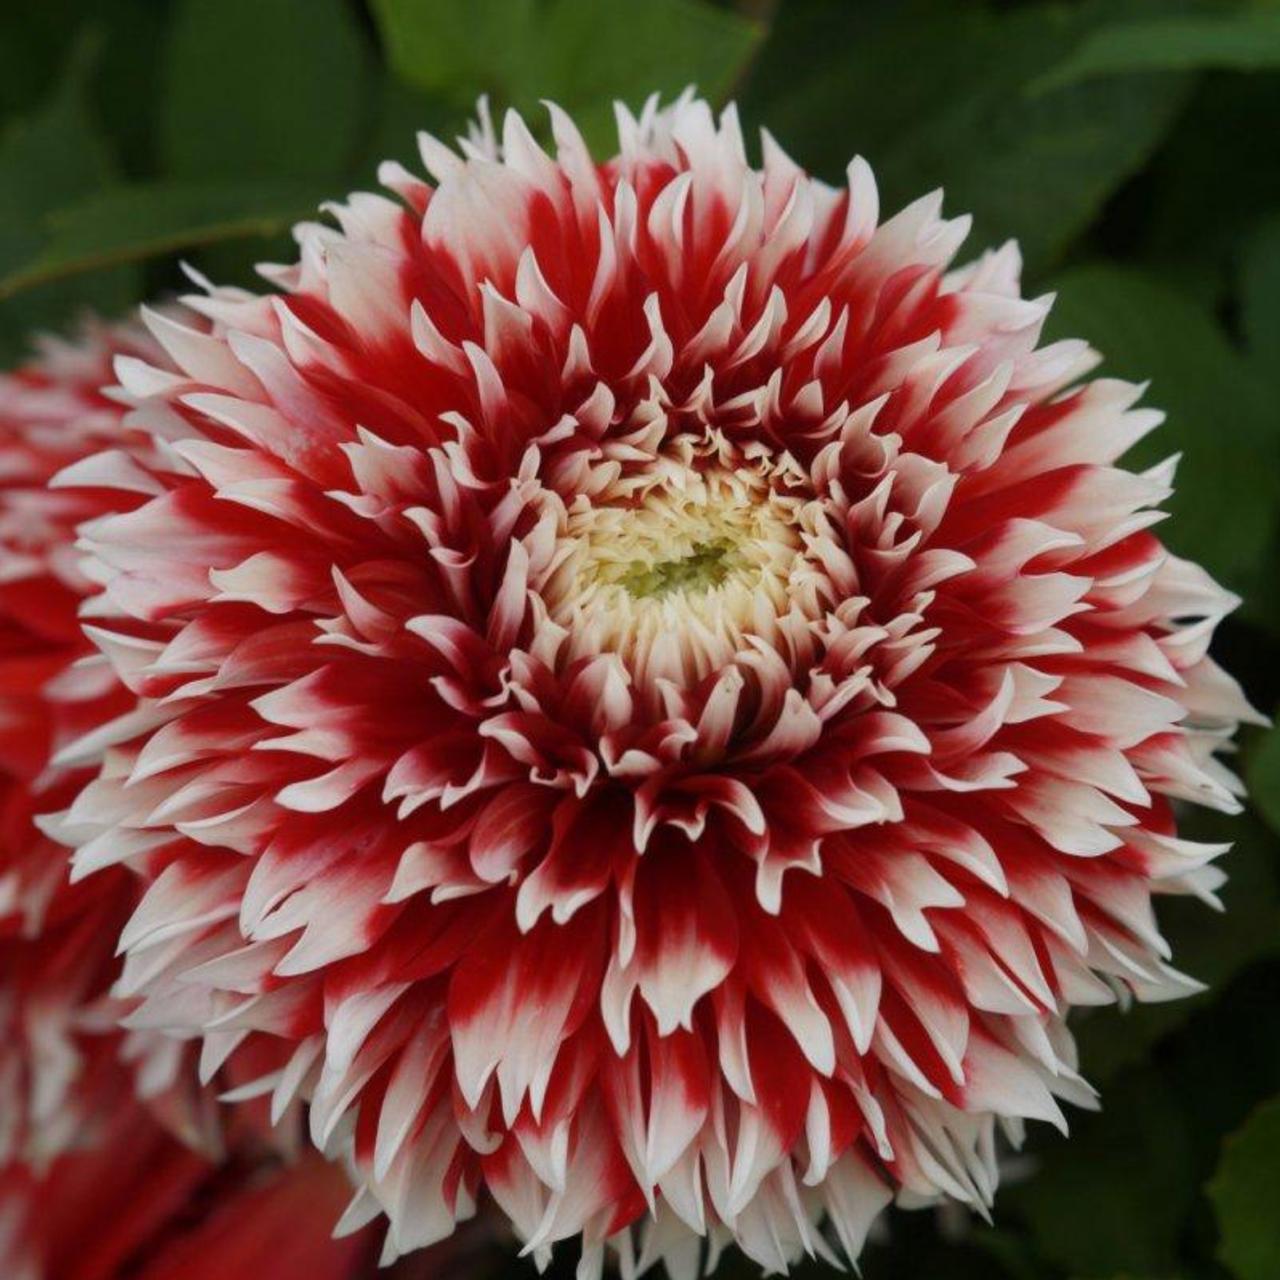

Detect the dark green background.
[{"left": 2, "top": 1, "right": 1278, "bottom": 1277}]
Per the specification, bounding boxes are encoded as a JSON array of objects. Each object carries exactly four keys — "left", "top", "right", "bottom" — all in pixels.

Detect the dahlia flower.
[
  {"left": 46, "top": 94, "right": 1255, "bottom": 1273},
  {"left": 0, "top": 1117, "right": 376, "bottom": 1280},
  {"left": 0, "top": 318, "right": 226, "bottom": 1167}
]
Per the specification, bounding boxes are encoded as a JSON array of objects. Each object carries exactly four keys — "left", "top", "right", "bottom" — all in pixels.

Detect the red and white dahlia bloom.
[
  {"left": 46, "top": 95, "right": 1255, "bottom": 1273},
  {"left": 0, "top": 319, "right": 226, "bottom": 1168},
  {"left": 1, "top": 1118, "right": 377, "bottom": 1280}
]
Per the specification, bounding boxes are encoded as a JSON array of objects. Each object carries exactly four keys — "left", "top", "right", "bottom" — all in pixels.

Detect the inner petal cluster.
[{"left": 544, "top": 439, "right": 826, "bottom": 688}]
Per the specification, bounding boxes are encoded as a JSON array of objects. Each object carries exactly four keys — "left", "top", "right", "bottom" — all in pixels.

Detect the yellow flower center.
[
  {"left": 541, "top": 449, "right": 830, "bottom": 687},
  {"left": 614, "top": 539, "right": 738, "bottom": 598}
]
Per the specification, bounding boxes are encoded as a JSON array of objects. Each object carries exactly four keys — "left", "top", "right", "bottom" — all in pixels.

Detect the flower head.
[
  {"left": 0, "top": 318, "right": 230, "bottom": 1167},
  {"left": 1, "top": 1115, "right": 375, "bottom": 1280},
  {"left": 49, "top": 95, "right": 1256, "bottom": 1272}
]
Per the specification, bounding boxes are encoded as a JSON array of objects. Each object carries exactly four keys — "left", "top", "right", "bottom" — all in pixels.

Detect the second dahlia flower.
[
  {"left": 0, "top": 1116, "right": 378, "bottom": 1280},
  {"left": 0, "top": 318, "right": 226, "bottom": 1167},
  {"left": 48, "top": 95, "right": 1255, "bottom": 1272}
]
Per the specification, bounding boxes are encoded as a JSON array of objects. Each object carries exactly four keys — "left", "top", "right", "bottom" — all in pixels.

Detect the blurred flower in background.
[
  {"left": 0, "top": 319, "right": 168, "bottom": 1173},
  {"left": 1, "top": 3, "right": 1279, "bottom": 1280}
]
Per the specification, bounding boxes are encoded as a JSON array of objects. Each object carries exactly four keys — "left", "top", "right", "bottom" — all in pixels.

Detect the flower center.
[
  {"left": 615, "top": 539, "right": 737, "bottom": 599},
  {"left": 540, "top": 448, "right": 832, "bottom": 688}
]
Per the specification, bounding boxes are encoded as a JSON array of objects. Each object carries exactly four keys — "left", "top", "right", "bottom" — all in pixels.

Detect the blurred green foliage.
[
  {"left": 1209, "top": 1096, "right": 1280, "bottom": 1280},
  {"left": 1, "top": 1, "right": 1277, "bottom": 1277}
]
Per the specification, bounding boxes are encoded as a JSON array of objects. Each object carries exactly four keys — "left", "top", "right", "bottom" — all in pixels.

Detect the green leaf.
[
  {"left": 0, "top": 180, "right": 320, "bottom": 300},
  {"left": 1209, "top": 1096, "right": 1280, "bottom": 1280},
  {"left": 0, "top": 1, "right": 169, "bottom": 180},
  {"left": 1243, "top": 215, "right": 1280, "bottom": 380},
  {"left": 1043, "top": 264, "right": 1280, "bottom": 607},
  {"left": 1033, "top": 12, "right": 1280, "bottom": 93},
  {"left": 0, "top": 32, "right": 140, "bottom": 358},
  {"left": 370, "top": 0, "right": 537, "bottom": 103},
  {"left": 0, "top": 0, "right": 84, "bottom": 122},
  {"left": 160, "top": 0, "right": 371, "bottom": 181},
  {"left": 1143, "top": 75, "right": 1280, "bottom": 278},
  {"left": 0, "top": 7, "right": 366, "bottom": 305},
  {"left": 533, "top": 0, "right": 764, "bottom": 126},
  {"left": 743, "top": 2, "right": 1189, "bottom": 275},
  {"left": 89, "top": 0, "right": 171, "bottom": 178},
  {"left": 371, "top": 0, "right": 765, "bottom": 152},
  {"left": 0, "top": 33, "right": 113, "bottom": 276},
  {"left": 1247, "top": 720, "right": 1280, "bottom": 836}
]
